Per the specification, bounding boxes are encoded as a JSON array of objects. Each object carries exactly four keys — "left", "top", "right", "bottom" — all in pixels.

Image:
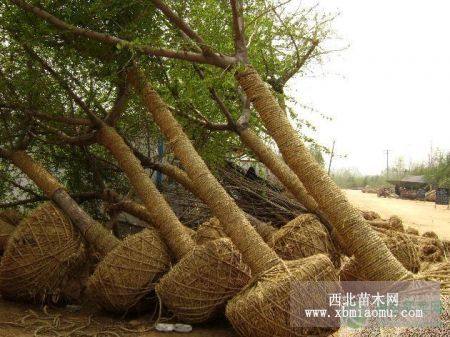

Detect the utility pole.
[
  {"left": 327, "top": 140, "right": 336, "bottom": 175},
  {"left": 385, "top": 149, "right": 390, "bottom": 179}
]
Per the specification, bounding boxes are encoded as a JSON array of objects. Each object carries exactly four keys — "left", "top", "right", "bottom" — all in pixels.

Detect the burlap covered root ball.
[
  {"left": 0, "top": 202, "right": 86, "bottom": 303},
  {"left": 226, "top": 254, "right": 339, "bottom": 337},
  {"left": 339, "top": 256, "right": 365, "bottom": 281},
  {"left": 0, "top": 219, "right": 15, "bottom": 253},
  {"left": 195, "top": 217, "right": 226, "bottom": 245},
  {"left": 87, "top": 227, "right": 171, "bottom": 313},
  {"left": 0, "top": 209, "right": 22, "bottom": 226},
  {"left": 156, "top": 238, "right": 251, "bottom": 323},
  {"left": 269, "top": 214, "right": 340, "bottom": 268}
]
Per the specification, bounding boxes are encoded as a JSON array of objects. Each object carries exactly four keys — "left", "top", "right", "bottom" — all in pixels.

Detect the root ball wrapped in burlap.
[
  {"left": 0, "top": 219, "right": 15, "bottom": 253},
  {"left": 226, "top": 254, "right": 339, "bottom": 337},
  {"left": 419, "top": 238, "right": 444, "bottom": 262},
  {"left": 156, "top": 238, "right": 251, "bottom": 323},
  {"left": 87, "top": 228, "right": 170, "bottom": 313},
  {"left": 269, "top": 214, "right": 340, "bottom": 267},
  {"left": 0, "top": 202, "right": 85, "bottom": 303},
  {"left": 195, "top": 217, "right": 226, "bottom": 244}
]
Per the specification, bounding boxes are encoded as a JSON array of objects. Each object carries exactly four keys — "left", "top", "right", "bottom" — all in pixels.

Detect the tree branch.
[
  {"left": 10, "top": 0, "right": 236, "bottom": 68},
  {"left": 230, "top": 0, "right": 248, "bottom": 62}
]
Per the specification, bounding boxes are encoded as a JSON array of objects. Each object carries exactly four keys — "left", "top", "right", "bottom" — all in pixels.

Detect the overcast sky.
[{"left": 288, "top": 0, "right": 450, "bottom": 175}]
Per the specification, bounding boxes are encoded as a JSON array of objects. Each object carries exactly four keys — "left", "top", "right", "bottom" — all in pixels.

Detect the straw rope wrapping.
[
  {"left": 340, "top": 231, "right": 420, "bottom": 280},
  {"left": 269, "top": 214, "right": 341, "bottom": 268},
  {"left": 87, "top": 227, "right": 171, "bottom": 313},
  {"left": 236, "top": 67, "right": 413, "bottom": 282},
  {"left": 0, "top": 219, "right": 15, "bottom": 253},
  {"left": 417, "top": 262, "right": 450, "bottom": 296},
  {"left": 226, "top": 254, "right": 339, "bottom": 337},
  {"left": 0, "top": 202, "right": 86, "bottom": 303},
  {"left": 195, "top": 217, "right": 226, "bottom": 245},
  {"left": 156, "top": 238, "right": 251, "bottom": 323}
]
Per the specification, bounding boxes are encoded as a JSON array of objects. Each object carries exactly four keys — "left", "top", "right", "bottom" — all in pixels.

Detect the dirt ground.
[
  {"left": 0, "top": 299, "right": 237, "bottom": 337},
  {"left": 344, "top": 189, "right": 450, "bottom": 240}
]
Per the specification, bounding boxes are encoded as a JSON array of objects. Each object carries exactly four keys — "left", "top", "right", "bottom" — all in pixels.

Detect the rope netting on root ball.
[
  {"left": 156, "top": 238, "right": 251, "bottom": 323},
  {"left": 226, "top": 254, "right": 340, "bottom": 337},
  {"left": 0, "top": 219, "right": 15, "bottom": 253},
  {"left": 0, "top": 209, "right": 23, "bottom": 226},
  {"left": 0, "top": 202, "right": 86, "bottom": 303},
  {"left": 195, "top": 217, "right": 225, "bottom": 245},
  {"left": 340, "top": 230, "right": 420, "bottom": 280},
  {"left": 268, "top": 214, "right": 341, "bottom": 268},
  {"left": 87, "top": 227, "right": 171, "bottom": 313}
]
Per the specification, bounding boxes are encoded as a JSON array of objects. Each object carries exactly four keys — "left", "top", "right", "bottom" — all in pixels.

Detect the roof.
[{"left": 387, "top": 175, "right": 428, "bottom": 187}]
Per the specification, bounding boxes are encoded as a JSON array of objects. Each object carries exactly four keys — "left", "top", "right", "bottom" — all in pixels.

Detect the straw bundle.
[
  {"left": 156, "top": 238, "right": 251, "bottom": 323},
  {"left": 195, "top": 217, "right": 226, "bottom": 245},
  {"left": 0, "top": 219, "right": 15, "bottom": 253},
  {"left": 87, "top": 227, "right": 171, "bottom": 313},
  {"left": 269, "top": 214, "right": 340, "bottom": 267},
  {"left": 417, "top": 262, "right": 450, "bottom": 295},
  {"left": 226, "top": 254, "right": 339, "bottom": 337},
  {"left": 0, "top": 209, "right": 22, "bottom": 226},
  {"left": 405, "top": 227, "right": 419, "bottom": 236},
  {"left": 0, "top": 202, "right": 85, "bottom": 303}
]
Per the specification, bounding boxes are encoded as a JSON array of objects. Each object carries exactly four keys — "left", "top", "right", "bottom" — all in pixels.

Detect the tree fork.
[
  {"left": 236, "top": 67, "right": 413, "bottom": 281},
  {"left": 128, "top": 66, "right": 281, "bottom": 276}
]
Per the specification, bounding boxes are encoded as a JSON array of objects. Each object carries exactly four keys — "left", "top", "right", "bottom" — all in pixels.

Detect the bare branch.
[{"left": 230, "top": 0, "right": 248, "bottom": 62}]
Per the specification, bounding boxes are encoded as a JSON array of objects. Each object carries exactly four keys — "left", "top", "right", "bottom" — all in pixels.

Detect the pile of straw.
[
  {"left": 156, "top": 238, "right": 251, "bottom": 323},
  {"left": 405, "top": 226, "right": 419, "bottom": 236},
  {"left": 87, "top": 228, "right": 171, "bottom": 313},
  {"left": 269, "top": 214, "right": 340, "bottom": 267},
  {"left": 0, "top": 202, "right": 86, "bottom": 303},
  {"left": 422, "top": 231, "right": 439, "bottom": 239},
  {"left": 226, "top": 254, "right": 339, "bottom": 337}
]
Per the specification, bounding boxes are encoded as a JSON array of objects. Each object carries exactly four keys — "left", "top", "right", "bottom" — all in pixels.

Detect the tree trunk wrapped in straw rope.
[
  {"left": 239, "top": 128, "right": 318, "bottom": 213},
  {"left": 0, "top": 219, "right": 15, "bottom": 253},
  {"left": 340, "top": 230, "right": 420, "bottom": 281},
  {"left": 129, "top": 67, "right": 339, "bottom": 336},
  {"left": 236, "top": 67, "right": 412, "bottom": 282},
  {"left": 2, "top": 150, "right": 170, "bottom": 312},
  {"left": 0, "top": 202, "right": 86, "bottom": 303},
  {"left": 95, "top": 125, "right": 251, "bottom": 322}
]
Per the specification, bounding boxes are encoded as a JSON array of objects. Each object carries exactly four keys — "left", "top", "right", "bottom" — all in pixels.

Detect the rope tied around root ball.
[
  {"left": 87, "top": 228, "right": 171, "bottom": 313},
  {"left": 0, "top": 202, "right": 86, "bottom": 303},
  {"left": 156, "top": 238, "right": 251, "bottom": 323},
  {"left": 269, "top": 214, "right": 341, "bottom": 268}
]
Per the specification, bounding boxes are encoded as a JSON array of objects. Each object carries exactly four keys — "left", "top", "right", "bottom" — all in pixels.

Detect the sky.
[{"left": 288, "top": 0, "right": 450, "bottom": 175}]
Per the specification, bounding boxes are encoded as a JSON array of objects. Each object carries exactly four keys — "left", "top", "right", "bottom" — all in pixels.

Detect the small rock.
[
  {"left": 155, "top": 323, "right": 175, "bottom": 332},
  {"left": 174, "top": 323, "right": 192, "bottom": 333}
]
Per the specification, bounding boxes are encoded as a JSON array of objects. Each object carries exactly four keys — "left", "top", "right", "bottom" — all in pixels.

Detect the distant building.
[{"left": 387, "top": 175, "right": 429, "bottom": 199}]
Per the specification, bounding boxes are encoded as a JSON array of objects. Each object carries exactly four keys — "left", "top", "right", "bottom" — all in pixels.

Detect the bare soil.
[
  {"left": 345, "top": 189, "right": 450, "bottom": 240},
  {"left": 0, "top": 298, "right": 237, "bottom": 337}
]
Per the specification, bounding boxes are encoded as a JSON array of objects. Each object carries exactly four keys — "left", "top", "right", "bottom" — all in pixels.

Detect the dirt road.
[{"left": 344, "top": 189, "right": 450, "bottom": 240}]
